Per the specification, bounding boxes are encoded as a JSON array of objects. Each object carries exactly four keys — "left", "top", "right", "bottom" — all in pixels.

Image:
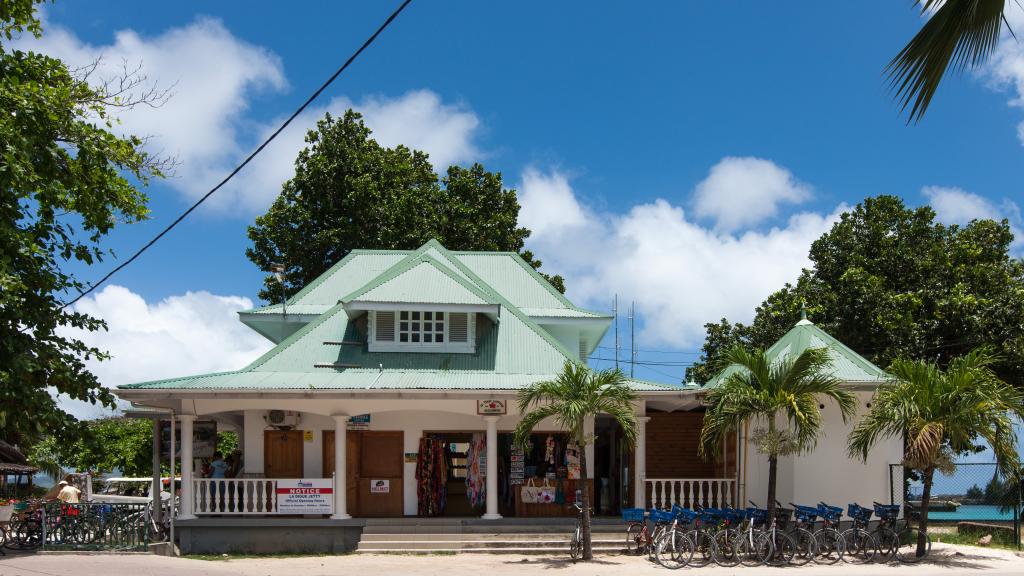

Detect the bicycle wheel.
[
  {"left": 625, "top": 523, "right": 645, "bottom": 555},
  {"left": 840, "top": 528, "right": 877, "bottom": 564},
  {"left": 737, "top": 529, "right": 772, "bottom": 567},
  {"left": 766, "top": 531, "right": 796, "bottom": 566},
  {"left": 896, "top": 525, "right": 931, "bottom": 564},
  {"left": 569, "top": 526, "right": 581, "bottom": 563},
  {"left": 791, "top": 528, "right": 816, "bottom": 566},
  {"left": 655, "top": 528, "right": 694, "bottom": 570},
  {"left": 874, "top": 527, "right": 899, "bottom": 563},
  {"left": 812, "top": 528, "right": 844, "bottom": 564},
  {"left": 712, "top": 528, "right": 740, "bottom": 567},
  {"left": 686, "top": 530, "right": 716, "bottom": 567}
]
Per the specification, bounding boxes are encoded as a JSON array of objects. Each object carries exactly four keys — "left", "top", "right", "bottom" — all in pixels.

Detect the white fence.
[
  {"left": 645, "top": 478, "right": 737, "bottom": 510},
  {"left": 194, "top": 478, "right": 333, "bottom": 515}
]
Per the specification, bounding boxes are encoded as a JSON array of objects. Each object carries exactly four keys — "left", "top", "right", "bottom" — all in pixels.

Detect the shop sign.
[
  {"left": 158, "top": 420, "right": 216, "bottom": 459},
  {"left": 303, "top": 430, "right": 314, "bottom": 442},
  {"left": 404, "top": 452, "right": 418, "bottom": 463},
  {"left": 347, "top": 414, "right": 371, "bottom": 430},
  {"left": 476, "top": 399, "right": 506, "bottom": 415},
  {"left": 370, "top": 479, "right": 390, "bottom": 494},
  {"left": 276, "top": 479, "right": 333, "bottom": 514}
]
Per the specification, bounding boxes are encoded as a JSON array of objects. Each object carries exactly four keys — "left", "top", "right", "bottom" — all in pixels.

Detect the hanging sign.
[
  {"left": 476, "top": 399, "right": 506, "bottom": 415},
  {"left": 404, "top": 452, "right": 418, "bottom": 463},
  {"left": 347, "top": 414, "right": 371, "bottom": 430},
  {"left": 303, "top": 430, "right": 314, "bottom": 442},
  {"left": 158, "top": 420, "right": 217, "bottom": 458},
  {"left": 370, "top": 479, "right": 390, "bottom": 494},
  {"left": 276, "top": 479, "right": 333, "bottom": 514}
]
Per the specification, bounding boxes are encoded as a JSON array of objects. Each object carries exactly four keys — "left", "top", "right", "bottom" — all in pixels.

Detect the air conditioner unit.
[{"left": 264, "top": 410, "right": 300, "bottom": 429}]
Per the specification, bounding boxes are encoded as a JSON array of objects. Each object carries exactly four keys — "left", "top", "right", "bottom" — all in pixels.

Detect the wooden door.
[
  {"left": 358, "top": 431, "right": 403, "bottom": 517},
  {"left": 264, "top": 430, "right": 303, "bottom": 478},
  {"left": 323, "top": 430, "right": 361, "bottom": 515}
]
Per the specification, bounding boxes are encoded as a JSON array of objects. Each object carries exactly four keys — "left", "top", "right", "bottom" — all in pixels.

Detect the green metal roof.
[
  {"left": 706, "top": 319, "right": 890, "bottom": 388},
  {"left": 340, "top": 253, "right": 496, "bottom": 306}
]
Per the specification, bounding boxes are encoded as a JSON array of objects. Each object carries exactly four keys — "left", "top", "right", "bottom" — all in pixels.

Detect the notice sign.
[
  {"left": 477, "top": 399, "right": 506, "bottom": 415},
  {"left": 370, "top": 479, "right": 390, "bottom": 494},
  {"left": 276, "top": 479, "right": 333, "bottom": 514}
]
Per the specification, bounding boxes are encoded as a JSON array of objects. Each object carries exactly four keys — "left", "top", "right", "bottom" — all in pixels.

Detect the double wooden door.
[{"left": 323, "top": 430, "right": 403, "bottom": 516}]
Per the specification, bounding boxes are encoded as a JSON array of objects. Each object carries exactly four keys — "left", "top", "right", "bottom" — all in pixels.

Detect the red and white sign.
[{"left": 276, "top": 479, "right": 333, "bottom": 514}]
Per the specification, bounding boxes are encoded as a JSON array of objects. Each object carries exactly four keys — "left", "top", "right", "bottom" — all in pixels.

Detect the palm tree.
[
  {"left": 889, "top": 0, "right": 1014, "bottom": 122},
  {"left": 848, "top": 348, "right": 1024, "bottom": 558},
  {"left": 699, "top": 346, "right": 857, "bottom": 523},
  {"left": 513, "top": 361, "right": 638, "bottom": 561}
]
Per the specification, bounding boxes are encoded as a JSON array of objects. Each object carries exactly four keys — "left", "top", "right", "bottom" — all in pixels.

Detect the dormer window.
[{"left": 369, "top": 309, "right": 475, "bottom": 353}]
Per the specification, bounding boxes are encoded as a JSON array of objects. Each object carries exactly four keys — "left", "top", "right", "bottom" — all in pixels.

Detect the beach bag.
[
  {"left": 521, "top": 479, "right": 542, "bottom": 504},
  {"left": 538, "top": 480, "right": 556, "bottom": 504}
]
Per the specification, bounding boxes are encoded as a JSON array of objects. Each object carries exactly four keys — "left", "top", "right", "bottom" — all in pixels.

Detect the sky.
[{"left": 12, "top": 1, "right": 1024, "bottom": 414}]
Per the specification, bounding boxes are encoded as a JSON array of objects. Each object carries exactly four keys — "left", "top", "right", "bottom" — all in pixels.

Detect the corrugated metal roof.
[
  {"left": 119, "top": 369, "right": 686, "bottom": 392},
  {"left": 342, "top": 255, "right": 495, "bottom": 305},
  {"left": 706, "top": 319, "right": 890, "bottom": 388},
  {"left": 240, "top": 303, "right": 330, "bottom": 316},
  {"left": 523, "top": 308, "right": 608, "bottom": 318},
  {"left": 454, "top": 253, "right": 571, "bottom": 310}
]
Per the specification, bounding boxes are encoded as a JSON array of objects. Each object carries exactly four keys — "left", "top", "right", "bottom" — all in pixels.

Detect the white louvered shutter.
[
  {"left": 448, "top": 312, "right": 468, "bottom": 343},
  {"left": 375, "top": 311, "right": 395, "bottom": 342}
]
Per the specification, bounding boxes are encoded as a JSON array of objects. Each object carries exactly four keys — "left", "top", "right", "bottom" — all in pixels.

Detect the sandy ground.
[{"left": 1, "top": 544, "right": 1023, "bottom": 576}]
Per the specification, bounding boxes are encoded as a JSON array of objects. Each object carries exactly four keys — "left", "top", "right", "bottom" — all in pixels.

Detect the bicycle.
[
  {"left": 735, "top": 504, "right": 772, "bottom": 567},
  {"left": 788, "top": 503, "right": 820, "bottom": 566},
  {"left": 624, "top": 507, "right": 673, "bottom": 557},
  {"left": 686, "top": 507, "right": 724, "bottom": 567},
  {"left": 709, "top": 507, "right": 745, "bottom": 567},
  {"left": 763, "top": 504, "right": 797, "bottom": 566},
  {"left": 6, "top": 500, "right": 43, "bottom": 551},
  {"left": 652, "top": 505, "right": 695, "bottom": 570},
  {"left": 841, "top": 503, "right": 878, "bottom": 564},
  {"left": 810, "top": 502, "right": 845, "bottom": 564},
  {"left": 872, "top": 502, "right": 930, "bottom": 563}
]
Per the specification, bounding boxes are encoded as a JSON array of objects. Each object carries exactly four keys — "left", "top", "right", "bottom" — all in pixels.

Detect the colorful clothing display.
[
  {"left": 465, "top": 433, "right": 486, "bottom": 508},
  {"left": 415, "top": 437, "right": 447, "bottom": 516}
]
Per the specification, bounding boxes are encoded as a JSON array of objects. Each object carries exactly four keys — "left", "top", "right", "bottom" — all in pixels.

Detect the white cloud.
[
  {"left": 16, "top": 16, "right": 289, "bottom": 209},
  {"left": 518, "top": 165, "right": 844, "bottom": 349},
  {"left": 982, "top": 3, "right": 1024, "bottom": 144},
  {"left": 229, "top": 90, "right": 482, "bottom": 211},
  {"left": 692, "top": 157, "right": 812, "bottom": 232},
  {"left": 58, "top": 285, "right": 272, "bottom": 413},
  {"left": 17, "top": 17, "right": 483, "bottom": 213},
  {"left": 922, "top": 185, "right": 1023, "bottom": 250}
]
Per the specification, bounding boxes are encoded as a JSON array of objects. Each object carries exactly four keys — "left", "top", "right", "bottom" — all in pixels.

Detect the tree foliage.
[
  {"left": 29, "top": 417, "right": 154, "bottom": 477},
  {"left": 847, "top": 348, "right": 1024, "bottom": 556},
  {"left": 246, "top": 110, "right": 564, "bottom": 303},
  {"left": 0, "top": 1, "right": 165, "bottom": 448},
  {"left": 687, "top": 196, "right": 1024, "bottom": 388},
  {"left": 513, "top": 361, "right": 637, "bottom": 561},
  {"left": 700, "top": 346, "right": 856, "bottom": 521}
]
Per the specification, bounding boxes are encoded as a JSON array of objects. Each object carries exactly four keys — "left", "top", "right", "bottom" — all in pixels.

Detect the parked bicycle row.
[
  {"left": 623, "top": 500, "right": 931, "bottom": 569},
  {"left": 1, "top": 499, "right": 156, "bottom": 552}
]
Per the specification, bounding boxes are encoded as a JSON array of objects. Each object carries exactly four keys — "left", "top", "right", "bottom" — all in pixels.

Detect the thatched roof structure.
[{"left": 0, "top": 439, "right": 37, "bottom": 475}]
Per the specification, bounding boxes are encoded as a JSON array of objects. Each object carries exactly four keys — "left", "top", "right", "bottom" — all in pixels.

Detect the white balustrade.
[
  {"left": 193, "top": 478, "right": 312, "bottom": 515},
  {"left": 645, "top": 478, "right": 737, "bottom": 510}
]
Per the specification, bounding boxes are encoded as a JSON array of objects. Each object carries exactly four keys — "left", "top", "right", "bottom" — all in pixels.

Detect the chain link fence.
[{"left": 889, "top": 463, "right": 1022, "bottom": 550}]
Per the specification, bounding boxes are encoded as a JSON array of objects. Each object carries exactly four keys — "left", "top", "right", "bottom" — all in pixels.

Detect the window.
[
  {"left": 370, "top": 310, "right": 474, "bottom": 353},
  {"left": 399, "top": 311, "right": 445, "bottom": 343}
]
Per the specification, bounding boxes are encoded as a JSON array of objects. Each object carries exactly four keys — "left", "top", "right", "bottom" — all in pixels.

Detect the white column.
[
  {"left": 331, "top": 415, "right": 351, "bottom": 519},
  {"left": 151, "top": 419, "right": 162, "bottom": 525},
  {"left": 178, "top": 414, "right": 196, "bottom": 519},
  {"left": 634, "top": 416, "right": 650, "bottom": 509},
  {"left": 481, "top": 415, "right": 502, "bottom": 519}
]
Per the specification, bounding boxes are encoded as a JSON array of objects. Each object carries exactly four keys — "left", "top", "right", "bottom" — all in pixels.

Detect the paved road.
[{"left": 2, "top": 546, "right": 1023, "bottom": 576}]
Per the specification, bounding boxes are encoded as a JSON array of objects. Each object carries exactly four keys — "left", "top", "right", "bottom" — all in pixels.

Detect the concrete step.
[{"left": 361, "top": 525, "right": 624, "bottom": 535}]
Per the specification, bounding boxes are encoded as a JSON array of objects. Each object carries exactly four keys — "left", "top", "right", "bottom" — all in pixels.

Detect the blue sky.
[{"left": 19, "top": 1, "right": 1024, "bottom": 392}]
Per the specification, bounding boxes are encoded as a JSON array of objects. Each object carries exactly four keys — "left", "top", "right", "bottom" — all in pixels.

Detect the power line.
[
  {"left": 596, "top": 345, "right": 702, "bottom": 356},
  {"left": 62, "top": 0, "right": 415, "bottom": 309},
  {"left": 589, "top": 356, "right": 695, "bottom": 367}
]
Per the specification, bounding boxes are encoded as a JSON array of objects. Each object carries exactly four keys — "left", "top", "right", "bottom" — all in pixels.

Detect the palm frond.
[{"left": 888, "top": 0, "right": 1008, "bottom": 123}]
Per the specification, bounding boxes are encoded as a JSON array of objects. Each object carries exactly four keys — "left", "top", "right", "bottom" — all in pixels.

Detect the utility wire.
[{"left": 62, "top": 0, "right": 415, "bottom": 309}]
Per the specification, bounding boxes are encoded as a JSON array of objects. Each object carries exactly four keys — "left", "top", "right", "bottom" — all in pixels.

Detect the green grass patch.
[{"left": 932, "top": 530, "right": 1021, "bottom": 551}]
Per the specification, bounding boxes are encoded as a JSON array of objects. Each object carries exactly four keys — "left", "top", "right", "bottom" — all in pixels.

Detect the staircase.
[{"left": 355, "top": 517, "right": 627, "bottom": 554}]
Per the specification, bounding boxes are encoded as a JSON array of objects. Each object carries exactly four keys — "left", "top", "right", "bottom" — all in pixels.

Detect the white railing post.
[{"left": 645, "top": 478, "right": 737, "bottom": 510}]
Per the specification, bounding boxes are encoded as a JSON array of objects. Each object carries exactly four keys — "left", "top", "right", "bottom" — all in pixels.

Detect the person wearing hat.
[{"left": 57, "top": 479, "right": 81, "bottom": 503}]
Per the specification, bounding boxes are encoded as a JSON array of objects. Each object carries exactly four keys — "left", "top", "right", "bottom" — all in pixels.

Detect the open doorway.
[{"left": 593, "top": 416, "right": 630, "bottom": 516}]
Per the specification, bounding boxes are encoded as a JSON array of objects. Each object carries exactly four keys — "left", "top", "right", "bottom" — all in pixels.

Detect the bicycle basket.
[
  {"left": 674, "top": 507, "right": 699, "bottom": 523},
  {"left": 746, "top": 507, "right": 768, "bottom": 523},
  {"left": 873, "top": 503, "right": 900, "bottom": 519},
  {"left": 817, "top": 504, "right": 842, "bottom": 521},
  {"left": 621, "top": 508, "right": 645, "bottom": 523},
  {"left": 649, "top": 508, "right": 675, "bottom": 523},
  {"left": 793, "top": 506, "right": 818, "bottom": 522},
  {"left": 848, "top": 503, "right": 873, "bottom": 522}
]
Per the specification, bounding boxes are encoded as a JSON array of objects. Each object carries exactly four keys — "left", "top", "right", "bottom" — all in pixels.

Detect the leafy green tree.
[
  {"left": 687, "top": 196, "right": 1024, "bottom": 388},
  {"left": 0, "top": 1, "right": 165, "bottom": 448},
  {"left": 30, "top": 417, "right": 154, "bottom": 476},
  {"left": 848, "top": 348, "right": 1024, "bottom": 558},
  {"left": 246, "top": 110, "right": 563, "bottom": 302},
  {"left": 513, "top": 362, "right": 637, "bottom": 561},
  {"left": 889, "top": 1, "right": 1012, "bottom": 122},
  {"left": 964, "top": 484, "right": 984, "bottom": 501},
  {"left": 700, "top": 346, "right": 856, "bottom": 523}
]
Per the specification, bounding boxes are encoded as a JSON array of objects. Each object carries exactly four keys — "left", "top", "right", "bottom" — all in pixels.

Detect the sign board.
[
  {"left": 347, "top": 414, "right": 371, "bottom": 430},
  {"left": 276, "top": 478, "right": 333, "bottom": 514},
  {"left": 369, "top": 479, "right": 390, "bottom": 494},
  {"left": 158, "top": 420, "right": 217, "bottom": 459},
  {"left": 303, "top": 430, "right": 314, "bottom": 442},
  {"left": 404, "top": 452, "right": 418, "bottom": 463},
  {"left": 476, "top": 399, "right": 506, "bottom": 415}
]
